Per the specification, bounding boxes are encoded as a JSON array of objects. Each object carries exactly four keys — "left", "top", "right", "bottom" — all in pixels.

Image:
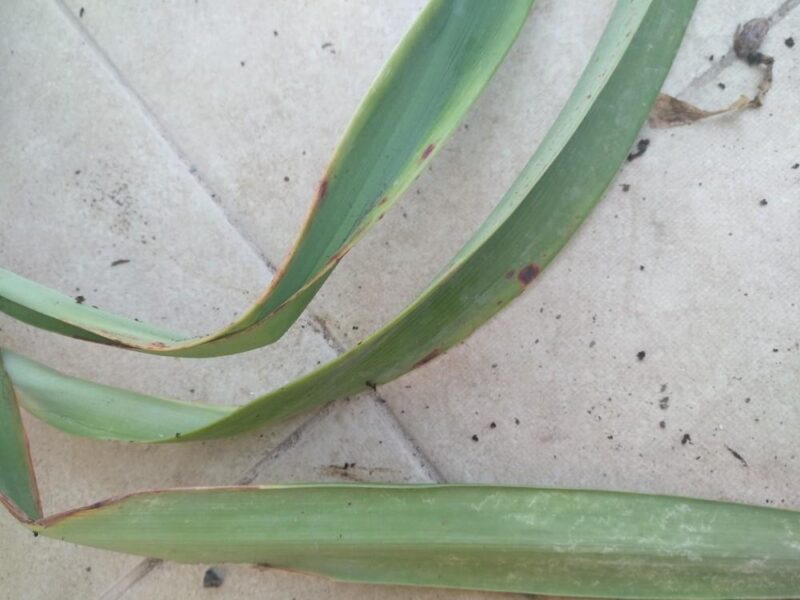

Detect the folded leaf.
[
  {"left": 1, "top": 0, "right": 697, "bottom": 442},
  {"left": 0, "top": 0, "right": 534, "bottom": 358}
]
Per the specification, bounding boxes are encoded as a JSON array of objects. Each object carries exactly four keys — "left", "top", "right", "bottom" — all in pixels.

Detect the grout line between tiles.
[
  {"left": 50, "top": 0, "right": 279, "bottom": 272},
  {"left": 49, "top": 1, "right": 449, "bottom": 596},
  {"left": 50, "top": 0, "right": 444, "bottom": 484}
]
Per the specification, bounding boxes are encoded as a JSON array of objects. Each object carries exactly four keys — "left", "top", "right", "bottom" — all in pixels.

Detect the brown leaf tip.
[
  {"left": 421, "top": 143, "right": 435, "bottom": 160},
  {"left": 517, "top": 264, "right": 540, "bottom": 286},
  {"left": 413, "top": 348, "right": 442, "bottom": 369}
]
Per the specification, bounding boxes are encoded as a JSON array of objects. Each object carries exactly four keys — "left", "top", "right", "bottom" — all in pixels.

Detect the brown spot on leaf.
[
  {"left": 413, "top": 349, "right": 441, "bottom": 369},
  {"left": 314, "top": 178, "right": 329, "bottom": 208},
  {"left": 149, "top": 341, "right": 167, "bottom": 349},
  {"left": 421, "top": 143, "right": 435, "bottom": 160},
  {"left": 517, "top": 264, "right": 540, "bottom": 286}
]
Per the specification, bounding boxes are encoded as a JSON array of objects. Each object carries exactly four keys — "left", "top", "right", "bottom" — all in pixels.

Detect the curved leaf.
[
  {"left": 1, "top": 0, "right": 697, "bottom": 442},
  {"left": 0, "top": 0, "right": 534, "bottom": 358}
]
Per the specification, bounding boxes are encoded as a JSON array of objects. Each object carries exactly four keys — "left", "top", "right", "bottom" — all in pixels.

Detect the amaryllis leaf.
[
  {"left": 2, "top": 0, "right": 696, "bottom": 442},
  {"left": 0, "top": 0, "right": 534, "bottom": 358}
]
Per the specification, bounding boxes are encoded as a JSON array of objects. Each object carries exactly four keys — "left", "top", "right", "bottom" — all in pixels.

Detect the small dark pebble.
[
  {"left": 490, "top": 422, "right": 497, "bottom": 429},
  {"left": 659, "top": 420, "right": 666, "bottom": 429},
  {"left": 514, "top": 418, "right": 520, "bottom": 425},
  {"left": 759, "top": 198, "right": 768, "bottom": 206},
  {"left": 639, "top": 265, "right": 645, "bottom": 271},
  {"left": 273, "top": 30, "right": 279, "bottom": 37},
  {"left": 681, "top": 433, "right": 692, "bottom": 445},
  {"left": 786, "top": 37, "right": 795, "bottom": 48},
  {"left": 79, "top": 7, "right": 84, "bottom": 18},
  {"left": 283, "top": 176, "right": 290, "bottom": 182},
  {"left": 627, "top": 138, "right": 650, "bottom": 162},
  {"left": 75, "top": 295, "right": 86, "bottom": 304},
  {"left": 717, "top": 82, "right": 726, "bottom": 90},
  {"left": 792, "top": 163, "right": 799, "bottom": 169},
  {"left": 621, "top": 183, "right": 630, "bottom": 192},
  {"left": 636, "top": 350, "right": 646, "bottom": 361},
  {"left": 471, "top": 434, "right": 479, "bottom": 442},
  {"left": 110, "top": 259, "right": 130, "bottom": 267},
  {"left": 203, "top": 567, "right": 224, "bottom": 588},
  {"left": 240, "top": 61, "right": 245, "bottom": 67},
  {"left": 659, "top": 396, "right": 670, "bottom": 410}
]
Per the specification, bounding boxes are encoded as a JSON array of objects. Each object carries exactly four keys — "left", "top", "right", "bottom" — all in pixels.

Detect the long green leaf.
[
  {"left": 0, "top": 0, "right": 697, "bottom": 442},
  {"left": 0, "top": 0, "right": 534, "bottom": 358},
  {"left": 27, "top": 485, "right": 800, "bottom": 598},
  {"left": 0, "top": 356, "right": 41, "bottom": 521}
]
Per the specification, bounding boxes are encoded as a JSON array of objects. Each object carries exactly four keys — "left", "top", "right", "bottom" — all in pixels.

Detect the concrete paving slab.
[{"left": 2, "top": 0, "right": 799, "bottom": 598}]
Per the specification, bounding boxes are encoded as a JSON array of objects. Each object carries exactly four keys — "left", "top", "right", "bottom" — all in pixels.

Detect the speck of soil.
[
  {"left": 471, "top": 434, "right": 479, "bottom": 442},
  {"left": 627, "top": 138, "right": 650, "bottom": 162},
  {"left": 659, "top": 396, "right": 670, "bottom": 410},
  {"left": 75, "top": 295, "right": 86, "bottom": 304},
  {"left": 79, "top": 7, "right": 84, "bottom": 18},
  {"left": 273, "top": 30, "right": 279, "bottom": 37},
  {"left": 283, "top": 176, "right": 290, "bottom": 182},
  {"left": 659, "top": 420, "right": 666, "bottom": 429},
  {"left": 514, "top": 418, "right": 520, "bottom": 425},
  {"left": 725, "top": 445, "right": 748, "bottom": 467},
  {"left": 792, "top": 163, "right": 799, "bottom": 169},
  {"left": 786, "top": 37, "right": 795, "bottom": 48},
  {"left": 759, "top": 198, "right": 768, "bottom": 206},
  {"left": 240, "top": 61, "right": 245, "bottom": 67},
  {"left": 639, "top": 265, "right": 645, "bottom": 271},
  {"left": 490, "top": 422, "right": 497, "bottom": 429},
  {"left": 621, "top": 183, "right": 630, "bottom": 192},
  {"left": 681, "top": 433, "right": 692, "bottom": 445},
  {"left": 110, "top": 259, "right": 130, "bottom": 267},
  {"left": 717, "top": 82, "right": 726, "bottom": 90},
  {"left": 636, "top": 350, "right": 646, "bottom": 361},
  {"left": 203, "top": 568, "right": 224, "bottom": 588}
]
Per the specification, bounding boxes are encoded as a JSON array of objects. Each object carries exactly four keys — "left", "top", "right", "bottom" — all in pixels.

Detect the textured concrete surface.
[{"left": 1, "top": 0, "right": 799, "bottom": 598}]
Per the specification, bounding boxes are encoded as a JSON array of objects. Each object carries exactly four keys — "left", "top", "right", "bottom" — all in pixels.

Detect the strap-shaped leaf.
[
  {"left": 0, "top": 0, "right": 534, "bottom": 358},
  {"left": 29, "top": 485, "right": 800, "bottom": 598},
  {"left": 0, "top": 356, "right": 41, "bottom": 522},
  {"left": 0, "top": 0, "right": 697, "bottom": 442}
]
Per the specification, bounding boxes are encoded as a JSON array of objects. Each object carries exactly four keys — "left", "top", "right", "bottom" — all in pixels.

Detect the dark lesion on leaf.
[{"left": 517, "top": 264, "right": 540, "bottom": 286}]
